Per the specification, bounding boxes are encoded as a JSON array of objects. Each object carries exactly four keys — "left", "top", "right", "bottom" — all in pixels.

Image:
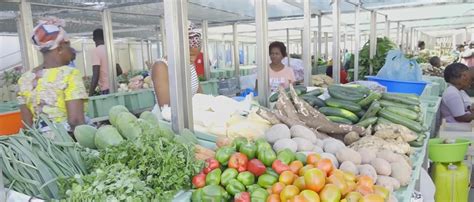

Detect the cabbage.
[
  {"left": 73, "top": 125, "right": 97, "bottom": 149},
  {"left": 139, "top": 111, "right": 159, "bottom": 125},
  {"left": 109, "top": 105, "right": 129, "bottom": 127},
  {"left": 116, "top": 112, "right": 140, "bottom": 140},
  {"left": 95, "top": 125, "right": 124, "bottom": 150}
]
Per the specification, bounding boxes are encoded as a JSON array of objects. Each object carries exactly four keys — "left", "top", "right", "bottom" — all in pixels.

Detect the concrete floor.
[{"left": 470, "top": 188, "right": 474, "bottom": 201}]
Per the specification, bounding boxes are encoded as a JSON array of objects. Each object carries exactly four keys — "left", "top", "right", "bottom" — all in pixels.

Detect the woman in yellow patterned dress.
[{"left": 17, "top": 17, "right": 88, "bottom": 133}]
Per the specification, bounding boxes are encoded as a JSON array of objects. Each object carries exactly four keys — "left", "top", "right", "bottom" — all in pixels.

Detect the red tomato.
[
  {"left": 272, "top": 182, "right": 286, "bottom": 195},
  {"left": 306, "top": 154, "right": 321, "bottom": 165},
  {"left": 272, "top": 159, "right": 290, "bottom": 174},
  {"left": 289, "top": 161, "right": 304, "bottom": 174},
  {"left": 228, "top": 152, "right": 249, "bottom": 172},
  {"left": 234, "top": 192, "right": 251, "bottom": 202},
  {"left": 247, "top": 159, "right": 266, "bottom": 176},
  {"left": 279, "top": 170, "right": 296, "bottom": 185},
  {"left": 192, "top": 172, "right": 206, "bottom": 188},
  {"left": 203, "top": 158, "right": 220, "bottom": 174}
]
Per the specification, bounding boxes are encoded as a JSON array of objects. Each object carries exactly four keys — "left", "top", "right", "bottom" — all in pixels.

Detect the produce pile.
[
  {"left": 420, "top": 63, "right": 444, "bottom": 77},
  {"left": 311, "top": 74, "right": 334, "bottom": 88},
  {"left": 117, "top": 70, "right": 153, "bottom": 92}
]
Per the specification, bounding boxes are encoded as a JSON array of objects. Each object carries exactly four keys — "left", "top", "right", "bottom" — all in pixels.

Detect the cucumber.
[
  {"left": 360, "top": 101, "right": 381, "bottom": 122},
  {"left": 379, "top": 100, "right": 421, "bottom": 112},
  {"left": 300, "top": 95, "right": 320, "bottom": 107},
  {"left": 304, "top": 89, "right": 324, "bottom": 97},
  {"left": 382, "top": 93, "right": 420, "bottom": 106},
  {"left": 356, "top": 117, "right": 378, "bottom": 128},
  {"left": 378, "top": 109, "right": 424, "bottom": 133},
  {"left": 319, "top": 107, "right": 359, "bottom": 123},
  {"left": 269, "top": 92, "right": 280, "bottom": 102},
  {"left": 376, "top": 117, "right": 393, "bottom": 125},
  {"left": 387, "top": 93, "right": 420, "bottom": 101},
  {"left": 328, "top": 85, "right": 366, "bottom": 102},
  {"left": 324, "top": 98, "right": 362, "bottom": 112},
  {"left": 357, "top": 92, "right": 382, "bottom": 107},
  {"left": 356, "top": 109, "right": 366, "bottom": 118},
  {"left": 409, "top": 135, "right": 425, "bottom": 147},
  {"left": 385, "top": 107, "right": 419, "bottom": 121},
  {"left": 340, "top": 84, "right": 371, "bottom": 95},
  {"left": 312, "top": 97, "right": 326, "bottom": 108},
  {"left": 327, "top": 116, "right": 353, "bottom": 125}
]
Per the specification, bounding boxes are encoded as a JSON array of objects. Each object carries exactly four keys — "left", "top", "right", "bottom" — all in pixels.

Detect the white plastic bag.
[{"left": 377, "top": 50, "right": 422, "bottom": 81}]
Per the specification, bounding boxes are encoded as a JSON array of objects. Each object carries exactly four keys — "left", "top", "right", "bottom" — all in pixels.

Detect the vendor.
[
  {"left": 151, "top": 22, "right": 203, "bottom": 108},
  {"left": 17, "top": 17, "right": 88, "bottom": 131},
  {"left": 326, "top": 60, "right": 348, "bottom": 84},
  {"left": 429, "top": 56, "right": 441, "bottom": 69},
  {"left": 440, "top": 63, "right": 474, "bottom": 123},
  {"left": 268, "top": 41, "right": 296, "bottom": 91}
]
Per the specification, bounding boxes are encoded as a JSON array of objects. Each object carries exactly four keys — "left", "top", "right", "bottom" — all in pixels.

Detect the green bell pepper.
[
  {"left": 295, "top": 153, "right": 307, "bottom": 164},
  {"left": 221, "top": 168, "right": 238, "bottom": 186},
  {"left": 191, "top": 188, "right": 203, "bottom": 202},
  {"left": 277, "top": 148, "right": 296, "bottom": 165},
  {"left": 232, "top": 137, "right": 247, "bottom": 151},
  {"left": 257, "top": 174, "right": 278, "bottom": 188},
  {"left": 237, "top": 171, "right": 255, "bottom": 186},
  {"left": 225, "top": 179, "right": 246, "bottom": 196},
  {"left": 202, "top": 185, "right": 230, "bottom": 202},
  {"left": 239, "top": 142, "right": 257, "bottom": 159},
  {"left": 257, "top": 148, "right": 276, "bottom": 167},
  {"left": 265, "top": 168, "right": 279, "bottom": 178},
  {"left": 251, "top": 187, "right": 269, "bottom": 202},
  {"left": 215, "top": 146, "right": 236, "bottom": 165},
  {"left": 246, "top": 184, "right": 262, "bottom": 193},
  {"left": 205, "top": 168, "right": 222, "bottom": 185},
  {"left": 256, "top": 141, "right": 272, "bottom": 154}
]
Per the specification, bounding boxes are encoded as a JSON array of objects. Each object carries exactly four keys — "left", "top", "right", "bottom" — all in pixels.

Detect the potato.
[
  {"left": 273, "top": 138, "right": 297, "bottom": 153},
  {"left": 336, "top": 148, "right": 361, "bottom": 165},
  {"left": 370, "top": 158, "right": 391, "bottom": 176},
  {"left": 321, "top": 152, "right": 339, "bottom": 168},
  {"left": 290, "top": 125, "right": 317, "bottom": 144},
  {"left": 339, "top": 161, "right": 358, "bottom": 175},
  {"left": 265, "top": 124, "right": 290, "bottom": 144},
  {"left": 323, "top": 138, "right": 346, "bottom": 154},
  {"left": 376, "top": 150, "right": 400, "bottom": 163},
  {"left": 376, "top": 175, "right": 401, "bottom": 192},
  {"left": 344, "top": 131, "right": 360, "bottom": 145},
  {"left": 357, "top": 164, "right": 377, "bottom": 182},
  {"left": 312, "top": 146, "right": 323, "bottom": 154},
  {"left": 314, "top": 139, "right": 324, "bottom": 148},
  {"left": 292, "top": 137, "right": 315, "bottom": 152},
  {"left": 358, "top": 148, "right": 377, "bottom": 164},
  {"left": 390, "top": 161, "right": 411, "bottom": 186}
]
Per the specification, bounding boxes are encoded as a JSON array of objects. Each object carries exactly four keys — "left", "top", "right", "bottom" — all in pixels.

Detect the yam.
[
  {"left": 344, "top": 131, "right": 360, "bottom": 145},
  {"left": 257, "top": 108, "right": 281, "bottom": 125},
  {"left": 339, "top": 161, "right": 359, "bottom": 175},
  {"left": 358, "top": 148, "right": 377, "bottom": 164},
  {"left": 273, "top": 138, "right": 298, "bottom": 153},
  {"left": 390, "top": 161, "right": 411, "bottom": 186},
  {"left": 376, "top": 150, "right": 400, "bottom": 163},
  {"left": 292, "top": 137, "right": 315, "bottom": 152},
  {"left": 336, "top": 148, "right": 361, "bottom": 165},
  {"left": 321, "top": 152, "right": 339, "bottom": 168},
  {"left": 314, "top": 138, "right": 324, "bottom": 148},
  {"left": 323, "top": 138, "right": 346, "bottom": 154},
  {"left": 376, "top": 175, "right": 401, "bottom": 192},
  {"left": 265, "top": 124, "right": 291, "bottom": 144},
  {"left": 370, "top": 158, "right": 391, "bottom": 176},
  {"left": 357, "top": 164, "right": 377, "bottom": 182},
  {"left": 312, "top": 146, "right": 324, "bottom": 154},
  {"left": 290, "top": 125, "right": 317, "bottom": 144}
]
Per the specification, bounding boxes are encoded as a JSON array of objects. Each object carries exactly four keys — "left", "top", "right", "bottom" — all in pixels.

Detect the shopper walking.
[
  {"left": 268, "top": 41, "right": 295, "bottom": 92},
  {"left": 440, "top": 63, "right": 474, "bottom": 123},
  {"left": 89, "top": 28, "right": 110, "bottom": 96}
]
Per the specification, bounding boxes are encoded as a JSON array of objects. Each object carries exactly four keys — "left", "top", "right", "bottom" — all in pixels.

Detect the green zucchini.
[
  {"left": 356, "top": 117, "right": 378, "bottom": 128},
  {"left": 382, "top": 93, "right": 420, "bottom": 106},
  {"left": 327, "top": 116, "right": 353, "bottom": 125},
  {"left": 357, "top": 92, "right": 382, "bottom": 107},
  {"left": 300, "top": 95, "right": 320, "bottom": 107},
  {"left": 379, "top": 100, "right": 421, "bottom": 112},
  {"left": 376, "top": 117, "right": 393, "bottom": 125},
  {"left": 304, "top": 89, "right": 324, "bottom": 97},
  {"left": 387, "top": 93, "right": 420, "bottom": 101},
  {"left": 324, "top": 98, "right": 362, "bottom": 112},
  {"left": 409, "top": 135, "right": 425, "bottom": 147},
  {"left": 378, "top": 109, "right": 424, "bottom": 133},
  {"left": 385, "top": 107, "right": 419, "bottom": 121},
  {"left": 356, "top": 109, "right": 366, "bottom": 118},
  {"left": 360, "top": 101, "right": 381, "bottom": 122},
  {"left": 319, "top": 107, "right": 359, "bottom": 123},
  {"left": 269, "top": 92, "right": 280, "bottom": 102},
  {"left": 328, "top": 85, "right": 366, "bottom": 102}
]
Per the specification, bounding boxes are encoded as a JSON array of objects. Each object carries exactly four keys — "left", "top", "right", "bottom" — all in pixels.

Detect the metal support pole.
[
  {"left": 141, "top": 40, "right": 146, "bottom": 70},
  {"left": 18, "top": 1, "right": 38, "bottom": 70},
  {"left": 163, "top": 0, "right": 193, "bottom": 133},
  {"left": 410, "top": 28, "right": 414, "bottom": 52},
  {"left": 313, "top": 31, "right": 318, "bottom": 68},
  {"left": 317, "top": 15, "right": 322, "bottom": 62},
  {"left": 303, "top": 0, "right": 312, "bottom": 86},
  {"left": 147, "top": 40, "right": 152, "bottom": 63},
  {"left": 401, "top": 25, "right": 405, "bottom": 50},
  {"left": 128, "top": 42, "right": 133, "bottom": 70},
  {"left": 160, "top": 18, "right": 167, "bottom": 58},
  {"left": 369, "top": 11, "right": 377, "bottom": 75},
  {"left": 385, "top": 15, "right": 390, "bottom": 38},
  {"left": 354, "top": 3, "right": 360, "bottom": 81},
  {"left": 102, "top": 10, "right": 117, "bottom": 93},
  {"left": 202, "top": 20, "right": 211, "bottom": 80},
  {"left": 396, "top": 22, "right": 400, "bottom": 45},
  {"left": 233, "top": 23, "right": 240, "bottom": 79},
  {"left": 81, "top": 40, "right": 88, "bottom": 75},
  {"left": 286, "top": 28, "right": 291, "bottom": 67},
  {"left": 324, "top": 32, "right": 329, "bottom": 60},
  {"left": 256, "top": 0, "right": 269, "bottom": 106},
  {"left": 332, "top": 0, "right": 341, "bottom": 83}
]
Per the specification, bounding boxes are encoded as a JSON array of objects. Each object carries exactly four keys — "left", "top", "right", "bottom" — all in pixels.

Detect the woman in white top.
[
  {"left": 440, "top": 63, "right": 474, "bottom": 123},
  {"left": 151, "top": 22, "right": 202, "bottom": 107}
]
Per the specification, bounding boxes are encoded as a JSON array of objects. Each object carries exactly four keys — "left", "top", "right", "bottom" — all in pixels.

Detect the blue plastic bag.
[{"left": 376, "top": 50, "right": 422, "bottom": 81}]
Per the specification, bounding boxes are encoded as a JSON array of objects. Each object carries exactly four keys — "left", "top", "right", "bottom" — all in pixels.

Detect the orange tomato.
[
  {"left": 306, "top": 154, "right": 321, "bottom": 164},
  {"left": 280, "top": 171, "right": 296, "bottom": 185},
  {"left": 316, "top": 158, "right": 333, "bottom": 176},
  {"left": 328, "top": 173, "right": 349, "bottom": 195},
  {"left": 298, "top": 164, "right": 315, "bottom": 176},
  {"left": 289, "top": 161, "right": 304, "bottom": 174},
  {"left": 299, "top": 190, "right": 320, "bottom": 202},
  {"left": 343, "top": 171, "right": 356, "bottom": 182},
  {"left": 373, "top": 185, "right": 389, "bottom": 199},
  {"left": 346, "top": 180, "right": 357, "bottom": 193},
  {"left": 268, "top": 187, "right": 273, "bottom": 194},
  {"left": 329, "top": 169, "right": 345, "bottom": 178},
  {"left": 344, "top": 191, "right": 363, "bottom": 202},
  {"left": 290, "top": 195, "right": 306, "bottom": 202},
  {"left": 303, "top": 168, "right": 326, "bottom": 192},
  {"left": 272, "top": 182, "right": 286, "bottom": 195},
  {"left": 267, "top": 194, "right": 281, "bottom": 202},
  {"left": 280, "top": 185, "right": 300, "bottom": 202},
  {"left": 359, "top": 194, "right": 385, "bottom": 202},
  {"left": 319, "top": 184, "right": 342, "bottom": 202},
  {"left": 357, "top": 176, "right": 374, "bottom": 188},
  {"left": 356, "top": 185, "right": 374, "bottom": 196},
  {"left": 293, "top": 176, "right": 306, "bottom": 190}
]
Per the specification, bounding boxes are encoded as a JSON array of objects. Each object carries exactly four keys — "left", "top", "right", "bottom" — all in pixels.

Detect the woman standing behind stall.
[
  {"left": 268, "top": 41, "right": 295, "bottom": 92},
  {"left": 440, "top": 63, "right": 474, "bottom": 123},
  {"left": 17, "top": 17, "right": 88, "bottom": 132}
]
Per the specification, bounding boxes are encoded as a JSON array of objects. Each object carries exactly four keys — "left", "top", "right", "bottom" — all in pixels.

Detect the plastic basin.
[
  {"left": 428, "top": 138, "right": 471, "bottom": 163},
  {"left": 366, "top": 76, "right": 427, "bottom": 95},
  {"left": 0, "top": 111, "right": 22, "bottom": 135}
]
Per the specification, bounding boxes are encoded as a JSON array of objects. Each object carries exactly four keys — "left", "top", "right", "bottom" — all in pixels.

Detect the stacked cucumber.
[
  {"left": 321, "top": 85, "right": 426, "bottom": 147},
  {"left": 269, "top": 86, "right": 326, "bottom": 108}
]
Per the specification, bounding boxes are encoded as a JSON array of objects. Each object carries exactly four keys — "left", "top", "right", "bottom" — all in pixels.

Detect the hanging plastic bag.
[{"left": 377, "top": 50, "right": 422, "bottom": 81}]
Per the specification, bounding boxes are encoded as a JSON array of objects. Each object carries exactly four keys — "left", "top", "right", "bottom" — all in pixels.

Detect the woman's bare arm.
[
  {"left": 20, "top": 105, "right": 33, "bottom": 128},
  {"left": 151, "top": 61, "right": 171, "bottom": 107}
]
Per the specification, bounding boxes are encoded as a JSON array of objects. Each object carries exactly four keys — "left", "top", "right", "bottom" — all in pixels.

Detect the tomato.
[
  {"left": 356, "top": 185, "right": 374, "bottom": 196},
  {"left": 298, "top": 164, "right": 314, "bottom": 176},
  {"left": 316, "top": 158, "right": 333, "bottom": 176},
  {"left": 279, "top": 171, "right": 296, "bottom": 185},
  {"left": 289, "top": 161, "right": 304, "bottom": 174},
  {"left": 267, "top": 187, "right": 273, "bottom": 194},
  {"left": 290, "top": 195, "right": 306, "bottom": 202},
  {"left": 293, "top": 176, "right": 306, "bottom": 190},
  {"left": 357, "top": 176, "right": 374, "bottom": 188},
  {"left": 328, "top": 173, "right": 349, "bottom": 195},
  {"left": 344, "top": 191, "right": 362, "bottom": 202},
  {"left": 319, "top": 184, "right": 341, "bottom": 202},
  {"left": 267, "top": 194, "right": 281, "bottom": 202},
  {"left": 359, "top": 194, "right": 385, "bottom": 202},
  {"left": 373, "top": 185, "right": 389, "bottom": 199},
  {"left": 303, "top": 168, "right": 325, "bottom": 192},
  {"left": 346, "top": 180, "right": 357, "bottom": 193},
  {"left": 271, "top": 182, "right": 286, "bottom": 195},
  {"left": 299, "top": 190, "right": 320, "bottom": 202},
  {"left": 280, "top": 185, "right": 300, "bottom": 202},
  {"left": 306, "top": 154, "right": 321, "bottom": 164},
  {"left": 343, "top": 171, "right": 356, "bottom": 182}
]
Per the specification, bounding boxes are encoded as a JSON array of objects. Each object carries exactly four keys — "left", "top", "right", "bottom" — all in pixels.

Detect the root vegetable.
[
  {"left": 290, "top": 125, "right": 317, "bottom": 144},
  {"left": 376, "top": 175, "right": 400, "bottom": 192},
  {"left": 374, "top": 123, "right": 418, "bottom": 142},
  {"left": 323, "top": 138, "right": 346, "bottom": 154},
  {"left": 344, "top": 131, "right": 360, "bottom": 145},
  {"left": 265, "top": 124, "right": 291, "bottom": 144},
  {"left": 370, "top": 158, "right": 391, "bottom": 176},
  {"left": 339, "top": 161, "right": 359, "bottom": 175},
  {"left": 358, "top": 148, "right": 377, "bottom": 164},
  {"left": 257, "top": 108, "right": 281, "bottom": 125},
  {"left": 314, "top": 139, "right": 324, "bottom": 148},
  {"left": 357, "top": 164, "right": 378, "bottom": 182},
  {"left": 273, "top": 138, "right": 298, "bottom": 153},
  {"left": 376, "top": 150, "right": 402, "bottom": 163},
  {"left": 276, "top": 86, "right": 299, "bottom": 120},
  {"left": 292, "top": 137, "right": 315, "bottom": 152},
  {"left": 336, "top": 148, "right": 361, "bottom": 165},
  {"left": 390, "top": 161, "right": 412, "bottom": 186}
]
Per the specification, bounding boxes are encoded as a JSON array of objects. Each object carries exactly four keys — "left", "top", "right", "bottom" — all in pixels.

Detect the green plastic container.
[
  {"left": 87, "top": 93, "right": 126, "bottom": 118},
  {"left": 120, "top": 89, "right": 156, "bottom": 113},
  {"left": 200, "top": 80, "right": 219, "bottom": 95},
  {"left": 428, "top": 138, "right": 471, "bottom": 163}
]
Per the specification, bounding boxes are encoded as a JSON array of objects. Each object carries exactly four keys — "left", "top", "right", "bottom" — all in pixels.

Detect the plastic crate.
[
  {"left": 120, "top": 89, "right": 156, "bottom": 113},
  {"left": 0, "top": 101, "right": 19, "bottom": 114},
  {"left": 0, "top": 111, "right": 22, "bottom": 135},
  {"left": 87, "top": 93, "right": 126, "bottom": 118},
  {"left": 366, "top": 76, "right": 428, "bottom": 95},
  {"left": 200, "top": 80, "right": 219, "bottom": 95}
]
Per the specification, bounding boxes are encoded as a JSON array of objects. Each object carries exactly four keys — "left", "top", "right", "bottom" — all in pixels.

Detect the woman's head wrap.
[
  {"left": 31, "top": 17, "right": 68, "bottom": 52},
  {"left": 188, "top": 21, "right": 201, "bottom": 48}
]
